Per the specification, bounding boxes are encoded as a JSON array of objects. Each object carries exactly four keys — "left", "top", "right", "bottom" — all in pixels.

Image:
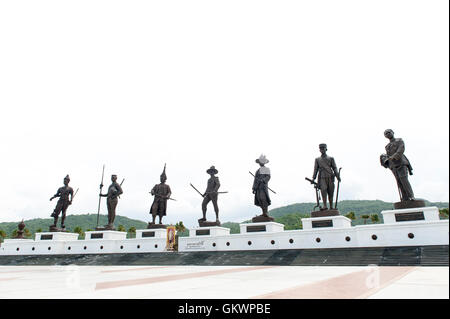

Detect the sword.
[
  {"left": 149, "top": 192, "right": 177, "bottom": 201},
  {"left": 305, "top": 177, "right": 321, "bottom": 211},
  {"left": 118, "top": 178, "right": 124, "bottom": 199},
  {"left": 70, "top": 188, "right": 79, "bottom": 204},
  {"left": 190, "top": 183, "right": 205, "bottom": 198},
  {"left": 249, "top": 171, "right": 277, "bottom": 194}
]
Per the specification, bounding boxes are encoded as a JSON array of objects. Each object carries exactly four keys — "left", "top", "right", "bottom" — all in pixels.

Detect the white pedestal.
[
  {"left": 136, "top": 229, "right": 167, "bottom": 239},
  {"left": 302, "top": 215, "right": 352, "bottom": 229},
  {"left": 381, "top": 206, "right": 440, "bottom": 224},
  {"left": 189, "top": 226, "right": 230, "bottom": 237},
  {"left": 85, "top": 230, "right": 127, "bottom": 240},
  {"left": 239, "top": 222, "right": 284, "bottom": 234},
  {"left": 35, "top": 232, "right": 79, "bottom": 241}
]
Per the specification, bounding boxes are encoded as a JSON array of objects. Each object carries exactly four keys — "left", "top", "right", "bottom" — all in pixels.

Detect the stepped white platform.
[{"left": 0, "top": 207, "right": 448, "bottom": 256}]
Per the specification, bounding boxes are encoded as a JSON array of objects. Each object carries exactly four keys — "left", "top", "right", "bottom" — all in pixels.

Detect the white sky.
[{"left": 0, "top": 0, "right": 448, "bottom": 228}]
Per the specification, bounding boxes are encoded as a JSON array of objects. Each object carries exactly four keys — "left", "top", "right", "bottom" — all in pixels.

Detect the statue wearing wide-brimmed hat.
[
  {"left": 199, "top": 165, "right": 221, "bottom": 226},
  {"left": 149, "top": 164, "right": 172, "bottom": 228},
  {"left": 49, "top": 175, "right": 74, "bottom": 231},
  {"left": 252, "top": 154, "right": 274, "bottom": 222}
]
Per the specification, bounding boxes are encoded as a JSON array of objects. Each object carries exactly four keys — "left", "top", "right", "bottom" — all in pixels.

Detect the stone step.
[{"left": 0, "top": 245, "right": 447, "bottom": 266}]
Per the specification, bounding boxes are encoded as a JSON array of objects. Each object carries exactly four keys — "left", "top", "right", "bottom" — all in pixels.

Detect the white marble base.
[
  {"left": 301, "top": 215, "right": 352, "bottom": 230},
  {"left": 85, "top": 230, "right": 127, "bottom": 240},
  {"left": 2, "top": 238, "right": 34, "bottom": 243},
  {"left": 35, "top": 232, "right": 79, "bottom": 241},
  {"left": 136, "top": 228, "right": 166, "bottom": 239},
  {"left": 189, "top": 226, "right": 230, "bottom": 237},
  {"left": 382, "top": 206, "right": 440, "bottom": 224},
  {"left": 239, "top": 222, "right": 284, "bottom": 234}
]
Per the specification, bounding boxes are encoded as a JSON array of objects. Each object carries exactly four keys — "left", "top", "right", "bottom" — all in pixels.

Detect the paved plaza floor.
[{"left": 0, "top": 265, "right": 448, "bottom": 299}]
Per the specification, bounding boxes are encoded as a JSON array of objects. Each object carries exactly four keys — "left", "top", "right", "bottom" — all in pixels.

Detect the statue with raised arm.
[
  {"left": 311, "top": 144, "right": 341, "bottom": 213},
  {"left": 99, "top": 174, "right": 123, "bottom": 230},
  {"left": 49, "top": 175, "right": 73, "bottom": 231},
  {"left": 380, "top": 129, "right": 425, "bottom": 209},
  {"left": 252, "top": 154, "right": 274, "bottom": 222},
  {"left": 149, "top": 164, "right": 171, "bottom": 228}
]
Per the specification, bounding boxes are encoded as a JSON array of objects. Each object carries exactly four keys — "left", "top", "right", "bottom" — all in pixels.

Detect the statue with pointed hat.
[
  {"left": 198, "top": 165, "right": 221, "bottom": 226},
  {"left": 49, "top": 174, "right": 74, "bottom": 231},
  {"left": 252, "top": 154, "right": 274, "bottom": 222},
  {"left": 149, "top": 164, "right": 172, "bottom": 228}
]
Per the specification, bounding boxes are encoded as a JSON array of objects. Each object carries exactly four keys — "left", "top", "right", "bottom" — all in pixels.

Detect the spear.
[{"left": 96, "top": 165, "right": 105, "bottom": 228}]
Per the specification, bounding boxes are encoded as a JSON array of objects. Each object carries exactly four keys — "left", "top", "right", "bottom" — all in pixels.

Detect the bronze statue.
[
  {"left": 15, "top": 220, "right": 25, "bottom": 239},
  {"left": 49, "top": 175, "right": 74, "bottom": 231},
  {"left": 99, "top": 174, "right": 123, "bottom": 230},
  {"left": 149, "top": 164, "right": 172, "bottom": 228},
  {"left": 311, "top": 144, "right": 341, "bottom": 211},
  {"left": 200, "top": 166, "right": 221, "bottom": 226},
  {"left": 252, "top": 155, "right": 274, "bottom": 222},
  {"left": 380, "top": 129, "right": 425, "bottom": 209}
]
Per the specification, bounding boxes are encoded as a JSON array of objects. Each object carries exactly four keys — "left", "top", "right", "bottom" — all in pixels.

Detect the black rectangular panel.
[
  {"left": 312, "top": 220, "right": 333, "bottom": 228},
  {"left": 395, "top": 212, "right": 425, "bottom": 222},
  {"left": 40, "top": 234, "right": 53, "bottom": 240},
  {"left": 196, "top": 229, "right": 211, "bottom": 236},
  {"left": 142, "top": 231, "right": 155, "bottom": 238},
  {"left": 246, "top": 225, "right": 267, "bottom": 232},
  {"left": 91, "top": 233, "right": 104, "bottom": 239}
]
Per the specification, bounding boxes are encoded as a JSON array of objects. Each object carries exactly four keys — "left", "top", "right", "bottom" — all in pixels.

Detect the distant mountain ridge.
[
  {"left": 0, "top": 214, "right": 148, "bottom": 239},
  {"left": 268, "top": 200, "right": 449, "bottom": 218}
]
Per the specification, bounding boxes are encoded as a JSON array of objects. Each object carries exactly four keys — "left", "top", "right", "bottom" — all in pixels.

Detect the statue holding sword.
[
  {"left": 251, "top": 154, "right": 275, "bottom": 222},
  {"left": 49, "top": 174, "right": 77, "bottom": 231},
  {"left": 190, "top": 166, "right": 227, "bottom": 227},
  {"left": 306, "top": 143, "right": 341, "bottom": 217},
  {"left": 148, "top": 164, "right": 172, "bottom": 228}
]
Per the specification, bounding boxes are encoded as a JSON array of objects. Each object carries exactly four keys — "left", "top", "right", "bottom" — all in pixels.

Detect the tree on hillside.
[
  {"left": 117, "top": 225, "right": 126, "bottom": 232},
  {"left": 36, "top": 228, "right": 43, "bottom": 233},
  {"left": 361, "top": 214, "right": 370, "bottom": 225},
  {"left": 11, "top": 229, "right": 17, "bottom": 238},
  {"left": 0, "top": 229, "right": 6, "bottom": 242},
  {"left": 370, "top": 214, "right": 380, "bottom": 224},
  {"left": 128, "top": 226, "right": 136, "bottom": 238},
  {"left": 175, "top": 221, "right": 186, "bottom": 233},
  {"left": 24, "top": 228, "right": 32, "bottom": 238},
  {"left": 73, "top": 226, "right": 84, "bottom": 238},
  {"left": 439, "top": 208, "right": 449, "bottom": 219},
  {"left": 345, "top": 211, "right": 356, "bottom": 220}
]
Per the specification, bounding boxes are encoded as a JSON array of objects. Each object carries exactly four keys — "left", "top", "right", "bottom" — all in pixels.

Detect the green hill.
[{"left": 223, "top": 200, "right": 448, "bottom": 232}]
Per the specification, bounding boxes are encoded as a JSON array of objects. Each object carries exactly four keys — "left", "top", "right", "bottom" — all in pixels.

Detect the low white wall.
[
  {"left": 1, "top": 217, "right": 448, "bottom": 256},
  {"left": 178, "top": 220, "right": 449, "bottom": 252}
]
